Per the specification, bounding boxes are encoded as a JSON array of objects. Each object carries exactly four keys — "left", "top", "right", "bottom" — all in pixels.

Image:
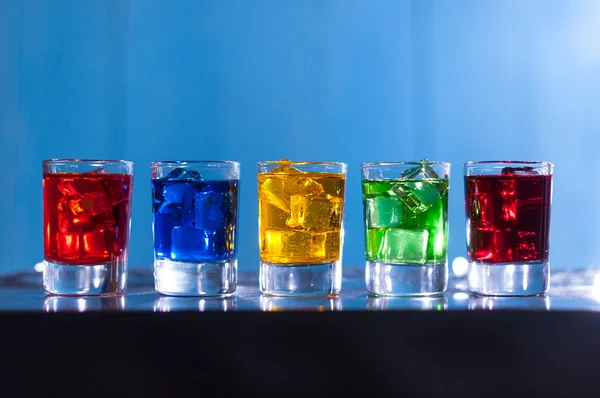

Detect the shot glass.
[
  {"left": 258, "top": 159, "right": 347, "bottom": 296},
  {"left": 464, "top": 161, "right": 553, "bottom": 296},
  {"left": 362, "top": 160, "right": 450, "bottom": 296},
  {"left": 43, "top": 159, "right": 134, "bottom": 295},
  {"left": 152, "top": 161, "right": 239, "bottom": 296}
]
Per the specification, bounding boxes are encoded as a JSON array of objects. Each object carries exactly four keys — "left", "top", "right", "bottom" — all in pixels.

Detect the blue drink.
[
  {"left": 151, "top": 162, "right": 240, "bottom": 296},
  {"left": 152, "top": 179, "right": 238, "bottom": 262}
]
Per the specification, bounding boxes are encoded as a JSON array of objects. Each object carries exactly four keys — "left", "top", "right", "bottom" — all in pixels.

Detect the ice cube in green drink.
[{"left": 383, "top": 228, "right": 429, "bottom": 264}]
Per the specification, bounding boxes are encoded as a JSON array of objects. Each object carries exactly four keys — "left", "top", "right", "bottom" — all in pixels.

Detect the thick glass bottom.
[
  {"left": 259, "top": 260, "right": 342, "bottom": 297},
  {"left": 468, "top": 260, "right": 549, "bottom": 296},
  {"left": 154, "top": 258, "right": 237, "bottom": 296},
  {"left": 43, "top": 260, "right": 126, "bottom": 296},
  {"left": 365, "top": 261, "right": 447, "bottom": 296}
]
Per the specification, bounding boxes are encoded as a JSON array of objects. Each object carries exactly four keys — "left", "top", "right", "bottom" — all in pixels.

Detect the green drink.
[
  {"left": 362, "top": 160, "right": 450, "bottom": 296},
  {"left": 363, "top": 179, "right": 448, "bottom": 263}
]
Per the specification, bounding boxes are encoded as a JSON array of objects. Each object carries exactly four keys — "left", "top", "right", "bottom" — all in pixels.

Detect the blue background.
[{"left": 1, "top": 0, "right": 599, "bottom": 274}]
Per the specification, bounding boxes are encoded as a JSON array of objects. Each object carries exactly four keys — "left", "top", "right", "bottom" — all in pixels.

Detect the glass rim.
[
  {"left": 43, "top": 159, "right": 133, "bottom": 167},
  {"left": 362, "top": 161, "right": 450, "bottom": 167},
  {"left": 151, "top": 160, "right": 240, "bottom": 167},
  {"left": 258, "top": 160, "right": 347, "bottom": 167},
  {"left": 464, "top": 160, "right": 553, "bottom": 168}
]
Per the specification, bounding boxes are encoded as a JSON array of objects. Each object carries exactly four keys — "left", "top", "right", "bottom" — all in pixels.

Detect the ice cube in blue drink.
[
  {"left": 165, "top": 167, "right": 202, "bottom": 181},
  {"left": 170, "top": 227, "right": 230, "bottom": 261},
  {"left": 181, "top": 190, "right": 230, "bottom": 230},
  {"left": 153, "top": 212, "right": 181, "bottom": 258}
]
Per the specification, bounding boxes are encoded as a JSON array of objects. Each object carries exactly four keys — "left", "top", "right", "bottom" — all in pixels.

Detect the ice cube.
[
  {"left": 90, "top": 167, "right": 108, "bottom": 174},
  {"left": 57, "top": 198, "right": 115, "bottom": 233},
  {"left": 399, "top": 159, "right": 441, "bottom": 180},
  {"left": 82, "top": 228, "right": 112, "bottom": 259},
  {"left": 391, "top": 160, "right": 445, "bottom": 214},
  {"left": 391, "top": 181, "right": 444, "bottom": 214},
  {"left": 471, "top": 192, "right": 496, "bottom": 228},
  {"left": 102, "top": 177, "right": 129, "bottom": 203},
  {"left": 153, "top": 212, "right": 179, "bottom": 258},
  {"left": 170, "top": 227, "right": 229, "bottom": 261},
  {"left": 286, "top": 194, "right": 342, "bottom": 230},
  {"left": 365, "top": 196, "right": 402, "bottom": 228},
  {"left": 516, "top": 230, "right": 538, "bottom": 260},
  {"left": 67, "top": 193, "right": 113, "bottom": 216},
  {"left": 501, "top": 167, "right": 539, "bottom": 176},
  {"left": 157, "top": 202, "right": 183, "bottom": 214},
  {"left": 181, "top": 190, "right": 230, "bottom": 230},
  {"left": 324, "top": 231, "right": 341, "bottom": 258},
  {"left": 259, "top": 176, "right": 324, "bottom": 213},
  {"left": 499, "top": 179, "right": 517, "bottom": 222},
  {"left": 271, "top": 158, "right": 302, "bottom": 174},
  {"left": 56, "top": 232, "right": 81, "bottom": 259},
  {"left": 366, "top": 229, "right": 385, "bottom": 259},
  {"left": 471, "top": 227, "right": 517, "bottom": 262},
  {"left": 56, "top": 177, "right": 117, "bottom": 232},
  {"left": 161, "top": 181, "right": 197, "bottom": 205},
  {"left": 262, "top": 229, "right": 329, "bottom": 260},
  {"left": 58, "top": 178, "right": 108, "bottom": 198},
  {"left": 166, "top": 168, "right": 202, "bottom": 181},
  {"left": 382, "top": 228, "right": 429, "bottom": 264}
]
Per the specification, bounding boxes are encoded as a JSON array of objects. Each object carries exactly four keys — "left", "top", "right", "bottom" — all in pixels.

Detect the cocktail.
[
  {"left": 43, "top": 159, "right": 134, "bottom": 295},
  {"left": 152, "top": 161, "right": 239, "bottom": 296},
  {"left": 465, "top": 161, "right": 553, "bottom": 296},
  {"left": 258, "top": 159, "right": 346, "bottom": 296},
  {"left": 362, "top": 160, "right": 450, "bottom": 296}
]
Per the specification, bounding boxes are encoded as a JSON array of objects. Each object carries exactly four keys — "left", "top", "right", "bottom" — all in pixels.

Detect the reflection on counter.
[
  {"left": 468, "top": 295, "right": 550, "bottom": 310},
  {"left": 260, "top": 295, "right": 341, "bottom": 312},
  {"left": 154, "top": 296, "right": 237, "bottom": 312},
  {"left": 366, "top": 295, "right": 447, "bottom": 311},
  {"left": 44, "top": 294, "right": 125, "bottom": 312}
]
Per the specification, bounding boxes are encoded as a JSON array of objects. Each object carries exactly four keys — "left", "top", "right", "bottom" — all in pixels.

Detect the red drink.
[
  {"left": 43, "top": 172, "right": 133, "bottom": 265},
  {"left": 465, "top": 168, "right": 552, "bottom": 264}
]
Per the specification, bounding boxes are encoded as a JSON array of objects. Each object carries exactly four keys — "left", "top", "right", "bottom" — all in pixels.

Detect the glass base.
[
  {"left": 43, "top": 260, "right": 126, "bottom": 296},
  {"left": 468, "top": 261, "right": 549, "bottom": 296},
  {"left": 154, "top": 258, "right": 237, "bottom": 296},
  {"left": 259, "top": 260, "right": 342, "bottom": 297},
  {"left": 365, "top": 261, "right": 447, "bottom": 296}
]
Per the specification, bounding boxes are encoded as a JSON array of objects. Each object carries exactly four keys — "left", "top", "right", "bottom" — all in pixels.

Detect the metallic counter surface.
[{"left": 1, "top": 265, "right": 599, "bottom": 312}]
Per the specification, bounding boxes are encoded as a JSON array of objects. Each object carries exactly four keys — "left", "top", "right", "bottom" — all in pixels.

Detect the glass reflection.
[
  {"left": 154, "top": 296, "right": 237, "bottom": 312},
  {"left": 260, "top": 295, "right": 341, "bottom": 312},
  {"left": 468, "top": 295, "right": 550, "bottom": 310},
  {"left": 44, "top": 294, "right": 125, "bottom": 312},
  {"left": 366, "top": 295, "right": 447, "bottom": 311}
]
